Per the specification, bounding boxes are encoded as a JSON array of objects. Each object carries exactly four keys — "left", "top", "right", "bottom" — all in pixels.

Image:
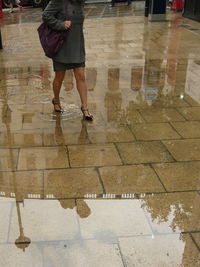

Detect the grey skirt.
[{"left": 53, "top": 61, "right": 85, "bottom": 72}]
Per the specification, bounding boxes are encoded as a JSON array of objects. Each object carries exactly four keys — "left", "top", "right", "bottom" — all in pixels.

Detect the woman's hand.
[{"left": 64, "top": 20, "right": 72, "bottom": 30}]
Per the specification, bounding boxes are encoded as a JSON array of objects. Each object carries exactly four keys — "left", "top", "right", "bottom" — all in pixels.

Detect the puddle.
[
  {"left": 28, "top": 94, "right": 52, "bottom": 104},
  {"left": 40, "top": 104, "right": 82, "bottom": 121},
  {"left": 0, "top": 196, "right": 199, "bottom": 266}
]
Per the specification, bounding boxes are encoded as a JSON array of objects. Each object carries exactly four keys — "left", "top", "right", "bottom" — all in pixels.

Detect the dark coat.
[{"left": 42, "top": 0, "right": 85, "bottom": 64}]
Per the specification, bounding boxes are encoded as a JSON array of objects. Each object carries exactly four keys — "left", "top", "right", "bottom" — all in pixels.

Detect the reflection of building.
[
  {"left": 39, "top": 64, "right": 52, "bottom": 91},
  {"left": 144, "top": 87, "right": 158, "bottom": 101},
  {"left": 142, "top": 59, "right": 165, "bottom": 104},
  {"left": 86, "top": 68, "right": 97, "bottom": 91},
  {"left": 59, "top": 199, "right": 91, "bottom": 218},
  {"left": 104, "top": 68, "right": 122, "bottom": 121},
  {"left": 63, "top": 70, "right": 74, "bottom": 91},
  {"left": 131, "top": 67, "right": 143, "bottom": 91},
  {"left": 141, "top": 193, "right": 200, "bottom": 265}
]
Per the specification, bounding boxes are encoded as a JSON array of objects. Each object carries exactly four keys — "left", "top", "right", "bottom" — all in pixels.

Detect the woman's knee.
[
  {"left": 74, "top": 68, "right": 85, "bottom": 83},
  {"left": 54, "top": 71, "right": 65, "bottom": 84}
]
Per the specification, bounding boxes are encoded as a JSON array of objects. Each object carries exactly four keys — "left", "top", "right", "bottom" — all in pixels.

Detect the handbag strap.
[{"left": 63, "top": 0, "right": 68, "bottom": 20}]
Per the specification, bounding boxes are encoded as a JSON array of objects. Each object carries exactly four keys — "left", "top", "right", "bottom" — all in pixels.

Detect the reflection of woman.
[
  {"left": 42, "top": 0, "right": 93, "bottom": 120},
  {"left": 59, "top": 199, "right": 91, "bottom": 218}
]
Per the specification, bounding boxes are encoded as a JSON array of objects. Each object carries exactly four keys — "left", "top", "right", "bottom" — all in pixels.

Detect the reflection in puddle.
[
  {"left": 28, "top": 94, "right": 52, "bottom": 104},
  {"left": 1, "top": 6, "right": 200, "bottom": 266},
  {"left": 40, "top": 104, "right": 81, "bottom": 121},
  {"left": 185, "top": 60, "right": 200, "bottom": 104},
  {"left": 0, "top": 197, "right": 199, "bottom": 266}
]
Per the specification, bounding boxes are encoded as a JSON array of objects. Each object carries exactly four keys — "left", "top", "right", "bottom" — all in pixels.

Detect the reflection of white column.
[
  {"left": 134, "top": 1, "right": 145, "bottom": 10},
  {"left": 120, "top": 62, "right": 145, "bottom": 108},
  {"left": 185, "top": 60, "right": 200, "bottom": 104},
  {"left": 141, "top": 61, "right": 157, "bottom": 106},
  {"left": 105, "top": 67, "right": 122, "bottom": 121}
]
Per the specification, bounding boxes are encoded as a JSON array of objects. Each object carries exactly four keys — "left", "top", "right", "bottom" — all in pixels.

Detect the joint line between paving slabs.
[
  {"left": 150, "top": 164, "right": 168, "bottom": 192},
  {"left": 136, "top": 109, "right": 147, "bottom": 123},
  {"left": 100, "top": 4, "right": 107, "bottom": 18},
  {"left": 113, "top": 142, "right": 126, "bottom": 165},
  {"left": 174, "top": 107, "right": 189, "bottom": 121},
  {"left": 168, "top": 121, "right": 184, "bottom": 139},
  {"left": 160, "top": 141, "right": 177, "bottom": 162},
  {"left": 117, "top": 241, "right": 127, "bottom": 267},
  {"left": 42, "top": 131, "right": 45, "bottom": 146},
  {"left": 182, "top": 97, "right": 193, "bottom": 107},
  {"left": 96, "top": 167, "right": 106, "bottom": 194},
  {"left": 127, "top": 124, "right": 137, "bottom": 141},
  {"left": 65, "top": 145, "right": 71, "bottom": 168},
  {"left": 189, "top": 233, "right": 200, "bottom": 252},
  {"left": 143, "top": 206, "right": 156, "bottom": 236},
  {"left": 183, "top": 230, "right": 200, "bottom": 234},
  {"left": 15, "top": 148, "right": 20, "bottom": 171},
  {"left": 5, "top": 161, "right": 200, "bottom": 172}
]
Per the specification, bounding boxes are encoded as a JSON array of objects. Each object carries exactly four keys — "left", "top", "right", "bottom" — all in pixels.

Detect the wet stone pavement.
[{"left": 0, "top": 2, "right": 200, "bottom": 266}]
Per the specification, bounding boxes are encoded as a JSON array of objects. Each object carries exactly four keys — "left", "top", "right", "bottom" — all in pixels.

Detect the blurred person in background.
[
  {"left": 9, "top": 0, "right": 22, "bottom": 13},
  {"left": 110, "top": 0, "right": 132, "bottom": 7}
]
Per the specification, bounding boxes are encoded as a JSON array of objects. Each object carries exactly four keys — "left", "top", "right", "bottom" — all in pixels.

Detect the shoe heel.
[{"left": 81, "top": 107, "right": 93, "bottom": 121}]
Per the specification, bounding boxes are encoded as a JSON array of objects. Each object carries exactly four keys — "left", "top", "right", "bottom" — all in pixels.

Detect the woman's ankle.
[
  {"left": 81, "top": 104, "right": 88, "bottom": 110},
  {"left": 53, "top": 97, "right": 60, "bottom": 103}
]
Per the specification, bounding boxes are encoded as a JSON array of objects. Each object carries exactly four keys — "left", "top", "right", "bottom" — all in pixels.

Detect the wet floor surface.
[
  {"left": 0, "top": 2, "right": 200, "bottom": 266},
  {"left": 0, "top": 3, "right": 144, "bottom": 25}
]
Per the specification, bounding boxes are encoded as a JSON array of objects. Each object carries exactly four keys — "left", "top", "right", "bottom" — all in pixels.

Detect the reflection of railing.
[
  {"left": 0, "top": 191, "right": 145, "bottom": 200},
  {"left": 0, "top": 191, "right": 45, "bottom": 199}
]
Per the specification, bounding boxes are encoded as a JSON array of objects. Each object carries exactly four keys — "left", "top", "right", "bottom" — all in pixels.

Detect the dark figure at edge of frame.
[
  {"left": 42, "top": 0, "right": 93, "bottom": 120},
  {"left": 110, "top": 0, "right": 132, "bottom": 7}
]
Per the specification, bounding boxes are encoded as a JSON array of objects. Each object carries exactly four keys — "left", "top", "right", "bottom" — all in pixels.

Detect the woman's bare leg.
[
  {"left": 52, "top": 70, "right": 66, "bottom": 110},
  {"left": 73, "top": 67, "right": 91, "bottom": 116}
]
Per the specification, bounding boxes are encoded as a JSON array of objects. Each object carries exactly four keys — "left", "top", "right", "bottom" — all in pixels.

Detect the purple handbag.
[{"left": 37, "top": 0, "right": 68, "bottom": 58}]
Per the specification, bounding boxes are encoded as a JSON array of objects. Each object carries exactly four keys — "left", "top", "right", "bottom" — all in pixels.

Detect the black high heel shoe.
[
  {"left": 52, "top": 98, "right": 64, "bottom": 113},
  {"left": 81, "top": 107, "right": 93, "bottom": 121}
]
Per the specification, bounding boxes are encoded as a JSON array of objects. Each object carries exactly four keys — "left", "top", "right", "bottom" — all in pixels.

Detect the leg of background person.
[
  {"left": 73, "top": 67, "right": 91, "bottom": 116},
  {"left": 110, "top": 0, "right": 115, "bottom": 7},
  {"left": 9, "top": 3, "right": 13, "bottom": 13},
  {"left": 53, "top": 70, "right": 66, "bottom": 109},
  {"left": 16, "top": 3, "right": 22, "bottom": 9}
]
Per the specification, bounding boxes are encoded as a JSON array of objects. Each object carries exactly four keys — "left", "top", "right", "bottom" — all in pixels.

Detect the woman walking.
[{"left": 42, "top": 0, "right": 93, "bottom": 120}]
